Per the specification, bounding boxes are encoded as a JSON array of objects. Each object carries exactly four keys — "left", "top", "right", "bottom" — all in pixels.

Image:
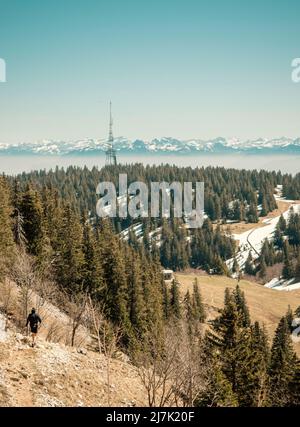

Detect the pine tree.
[
  {"left": 273, "top": 223, "right": 284, "bottom": 249},
  {"left": 82, "top": 216, "right": 104, "bottom": 297},
  {"left": 98, "top": 221, "right": 131, "bottom": 336},
  {"left": 232, "top": 257, "right": 239, "bottom": 274},
  {"left": 285, "top": 306, "right": 294, "bottom": 333},
  {"left": 237, "top": 322, "right": 270, "bottom": 406},
  {"left": 213, "top": 255, "right": 229, "bottom": 276},
  {"left": 0, "top": 177, "right": 15, "bottom": 274},
  {"left": 259, "top": 259, "right": 267, "bottom": 280},
  {"left": 232, "top": 201, "right": 243, "bottom": 221},
  {"left": 244, "top": 252, "right": 255, "bottom": 275},
  {"left": 260, "top": 195, "right": 269, "bottom": 217},
  {"left": 192, "top": 279, "right": 206, "bottom": 323},
  {"left": 142, "top": 255, "right": 164, "bottom": 336},
  {"left": 19, "top": 184, "right": 44, "bottom": 255},
  {"left": 234, "top": 328, "right": 259, "bottom": 406},
  {"left": 161, "top": 279, "right": 171, "bottom": 320},
  {"left": 11, "top": 178, "right": 26, "bottom": 247},
  {"left": 267, "top": 317, "right": 297, "bottom": 406},
  {"left": 286, "top": 211, "right": 300, "bottom": 246},
  {"left": 260, "top": 239, "right": 276, "bottom": 266},
  {"left": 294, "top": 251, "right": 300, "bottom": 280},
  {"left": 278, "top": 214, "right": 287, "bottom": 232},
  {"left": 53, "top": 204, "right": 84, "bottom": 292},
  {"left": 184, "top": 289, "right": 192, "bottom": 319},
  {"left": 247, "top": 202, "right": 258, "bottom": 223},
  {"left": 208, "top": 287, "right": 269, "bottom": 406},
  {"left": 233, "top": 285, "right": 251, "bottom": 327},
  {"left": 196, "top": 356, "right": 238, "bottom": 407},
  {"left": 170, "top": 280, "right": 181, "bottom": 319},
  {"left": 208, "top": 290, "right": 244, "bottom": 392},
  {"left": 126, "top": 249, "right": 147, "bottom": 341},
  {"left": 289, "top": 359, "right": 300, "bottom": 406},
  {"left": 282, "top": 242, "right": 294, "bottom": 280}
]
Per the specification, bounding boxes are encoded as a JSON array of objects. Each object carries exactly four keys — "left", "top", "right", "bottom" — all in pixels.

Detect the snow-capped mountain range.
[{"left": 1, "top": 137, "right": 300, "bottom": 155}]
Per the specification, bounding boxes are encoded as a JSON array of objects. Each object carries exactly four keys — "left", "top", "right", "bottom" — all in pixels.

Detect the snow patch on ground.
[
  {"left": 228, "top": 200, "right": 300, "bottom": 272},
  {"left": 264, "top": 278, "right": 300, "bottom": 291}
]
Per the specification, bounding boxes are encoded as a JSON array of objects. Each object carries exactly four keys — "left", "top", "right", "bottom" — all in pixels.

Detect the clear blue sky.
[{"left": 0, "top": 0, "right": 300, "bottom": 143}]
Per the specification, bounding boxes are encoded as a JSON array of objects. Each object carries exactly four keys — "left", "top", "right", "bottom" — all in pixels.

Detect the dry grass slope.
[{"left": 176, "top": 272, "right": 300, "bottom": 356}]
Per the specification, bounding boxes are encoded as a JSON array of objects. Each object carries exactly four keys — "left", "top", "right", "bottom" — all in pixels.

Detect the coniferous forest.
[
  {"left": 1, "top": 164, "right": 300, "bottom": 406},
  {"left": 8, "top": 164, "right": 287, "bottom": 271}
]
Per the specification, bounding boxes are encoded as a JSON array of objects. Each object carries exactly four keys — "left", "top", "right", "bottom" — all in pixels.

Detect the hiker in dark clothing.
[{"left": 26, "top": 308, "right": 42, "bottom": 347}]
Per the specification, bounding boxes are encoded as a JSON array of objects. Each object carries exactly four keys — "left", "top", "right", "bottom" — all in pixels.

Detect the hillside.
[
  {"left": 0, "top": 277, "right": 150, "bottom": 407},
  {"left": 1, "top": 272, "right": 300, "bottom": 407},
  {"left": 176, "top": 272, "right": 300, "bottom": 355},
  {"left": 0, "top": 313, "right": 147, "bottom": 407}
]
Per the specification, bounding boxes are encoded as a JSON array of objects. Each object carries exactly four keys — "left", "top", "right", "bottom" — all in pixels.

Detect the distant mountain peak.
[{"left": 1, "top": 137, "right": 300, "bottom": 155}]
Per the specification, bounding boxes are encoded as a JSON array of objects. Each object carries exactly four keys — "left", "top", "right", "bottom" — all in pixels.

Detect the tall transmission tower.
[{"left": 105, "top": 101, "right": 117, "bottom": 166}]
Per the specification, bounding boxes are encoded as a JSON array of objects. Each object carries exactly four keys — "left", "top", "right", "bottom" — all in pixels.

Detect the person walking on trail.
[{"left": 26, "top": 308, "right": 42, "bottom": 347}]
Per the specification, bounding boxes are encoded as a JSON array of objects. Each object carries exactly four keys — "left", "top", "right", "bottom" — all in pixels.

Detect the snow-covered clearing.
[
  {"left": 264, "top": 277, "right": 300, "bottom": 291},
  {"left": 233, "top": 203, "right": 300, "bottom": 265},
  {"left": 227, "top": 186, "right": 300, "bottom": 292}
]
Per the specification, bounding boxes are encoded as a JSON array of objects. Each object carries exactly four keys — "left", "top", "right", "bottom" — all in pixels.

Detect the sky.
[{"left": 0, "top": 0, "right": 300, "bottom": 143}]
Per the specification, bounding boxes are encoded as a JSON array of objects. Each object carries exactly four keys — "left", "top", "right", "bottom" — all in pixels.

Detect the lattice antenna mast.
[
  {"left": 105, "top": 101, "right": 117, "bottom": 166},
  {"left": 108, "top": 101, "right": 113, "bottom": 145}
]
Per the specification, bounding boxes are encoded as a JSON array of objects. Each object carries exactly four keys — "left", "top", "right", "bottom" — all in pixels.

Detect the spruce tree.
[
  {"left": 170, "top": 280, "right": 181, "bottom": 319},
  {"left": 196, "top": 359, "right": 238, "bottom": 407},
  {"left": 0, "top": 177, "right": 15, "bottom": 274},
  {"left": 289, "top": 359, "right": 300, "bottom": 406},
  {"left": 11, "top": 178, "right": 26, "bottom": 247},
  {"left": 126, "top": 248, "right": 147, "bottom": 340},
  {"left": 259, "top": 259, "right": 267, "bottom": 280},
  {"left": 273, "top": 223, "right": 284, "bottom": 249},
  {"left": 285, "top": 306, "right": 294, "bottom": 333},
  {"left": 19, "top": 184, "right": 44, "bottom": 256},
  {"left": 184, "top": 289, "right": 193, "bottom": 323},
  {"left": 98, "top": 220, "right": 131, "bottom": 337},
  {"left": 208, "top": 287, "right": 268, "bottom": 406},
  {"left": 278, "top": 214, "right": 287, "bottom": 232},
  {"left": 192, "top": 279, "right": 206, "bottom": 323},
  {"left": 282, "top": 243, "right": 294, "bottom": 280},
  {"left": 244, "top": 252, "right": 255, "bottom": 275},
  {"left": 82, "top": 216, "right": 104, "bottom": 297},
  {"left": 247, "top": 202, "right": 258, "bottom": 223},
  {"left": 208, "top": 290, "right": 244, "bottom": 391},
  {"left": 53, "top": 203, "right": 84, "bottom": 292},
  {"left": 142, "top": 255, "right": 164, "bottom": 336},
  {"left": 267, "top": 317, "right": 297, "bottom": 406},
  {"left": 232, "top": 257, "right": 239, "bottom": 274},
  {"left": 238, "top": 322, "right": 270, "bottom": 406},
  {"left": 294, "top": 251, "right": 300, "bottom": 280},
  {"left": 233, "top": 285, "right": 251, "bottom": 327}
]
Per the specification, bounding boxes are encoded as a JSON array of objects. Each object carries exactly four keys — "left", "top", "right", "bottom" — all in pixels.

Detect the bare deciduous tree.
[
  {"left": 87, "top": 295, "right": 121, "bottom": 406},
  {"left": 10, "top": 249, "right": 37, "bottom": 331},
  {"left": 63, "top": 291, "right": 88, "bottom": 347},
  {"left": 135, "top": 321, "right": 207, "bottom": 407}
]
